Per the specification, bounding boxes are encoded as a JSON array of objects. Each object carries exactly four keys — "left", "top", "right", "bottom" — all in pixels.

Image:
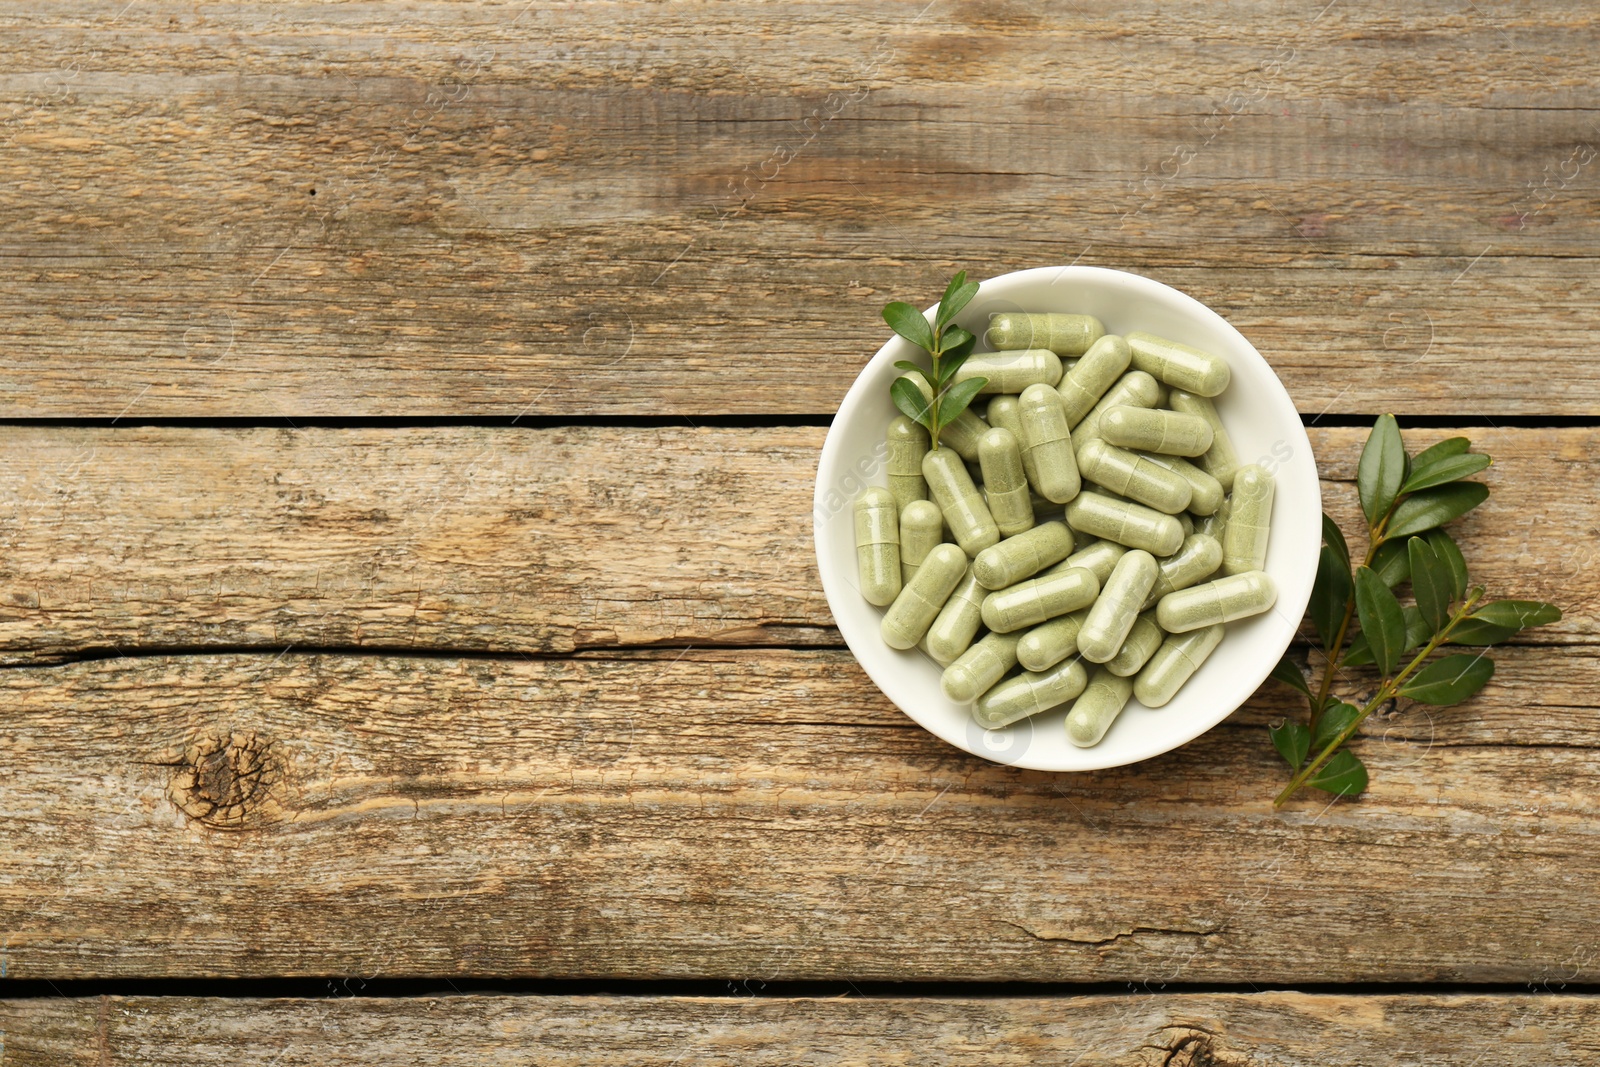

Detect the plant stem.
[
  {"left": 1311, "top": 600, "right": 1355, "bottom": 726},
  {"left": 926, "top": 334, "right": 946, "bottom": 450},
  {"left": 1311, "top": 507, "right": 1395, "bottom": 727},
  {"left": 1276, "top": 586, "right": 1484, "bottom": 807}
]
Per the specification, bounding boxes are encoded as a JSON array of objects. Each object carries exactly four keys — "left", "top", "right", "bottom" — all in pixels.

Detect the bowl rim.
[{"left": 812, "top": 264, "right": 1321, "bottom": 771}]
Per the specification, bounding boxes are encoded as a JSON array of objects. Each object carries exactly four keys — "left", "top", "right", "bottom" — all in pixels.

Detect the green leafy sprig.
[
  {"left": 1270, "top": 415, "right": 1561, "bottom": 805},
  {"left": 884, "top": 271, "right": 987, "bottom": 449}
]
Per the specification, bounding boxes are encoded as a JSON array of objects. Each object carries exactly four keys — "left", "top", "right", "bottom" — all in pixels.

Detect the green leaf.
[
  {"left": 937, "top": 346, "right": 974, "bottom": 386},
  {"left": 935, "top": 272, "right": 979, "bottom": 331},
  {"left": 942, "top": 325, "right": 976, "bottom": 348},
  {"left": 1342, "top": 606, "right": 1426, "bottom": 665},
  {"left": 1357, "top": 414, "right": 1406, "bottom": 526},
  {"left": 890, "top": 376, "right": 934, "bottom": 431},
  {"left": 1270, "top": 655, "right": 1314, "bottom": 701},
  {"left": 936, "top": 377, "right": 988, "bottom": 429},
  {"left": 1307, "top": 749, "right": 1368, "bottom": 797},
  {"left": 1270, "top": 719, "right": 1310, "bottom": 770},
  {"left": 1409, "top": 437, "right": 1471, "bottom": 470},
  {"left": 1425, "top": 529, "right": 1469, "bottom": 601},
  {"left": 941, "top": 327, "right": 978, "bottom": 363},
  {"left": 1309, "top": 544, "right": 1353, "bottom": 648},
  {"left": 1354, "top": 566, "right": 1406, "bottom": 676},
  {"left": 1385, "top": 482, "right": 1489, "bottom": 541},
  {"left": 1445, "top": 617, "right": 1519, "bottom": 646},
  {"left": 1400, "top": 653, "right": 1495, "bottom": 706},
  {"left": 1471, "top": 599, "right": 1563, "bottom": 630},
  {"left": 1312, "top": 701, "right": 1362, "bottom": 754},
  {"left": 883, "top": 301, "right": 934, "bottom": 352},
  {"left": 1369, "top": 537, "right": 1411, "bottom": 588},
  {"left": 1447, "top": 601, "right": 1561, "bottom": 647},
  {"left": 893, "top": 359, "right": 931, "bottom": 381},
  {"left": 1400, "top": 452, "right": 1491, "bottom": 494},
  {"left": 1322, "top": 513, "right": 1350, "bottom": 573},
  {"left": 1401, "top": 603, "right": 1431, "bottom": 652},
  {"left": 1342, "top": 607, "right": 1426, "bottom": 666},
  {"left": 1408, "top": 537, "right": 1453, "bottom": 635},
  {"left": 934, "top": 326, "right": 972, "bottom": 371},
  {"left": 939, "top": 271, "right": 968, "bottom": 310}
]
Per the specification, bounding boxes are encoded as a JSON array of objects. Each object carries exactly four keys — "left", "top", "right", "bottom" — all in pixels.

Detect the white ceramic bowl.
[{"left": 813, "top": 266, "right": 1320, "bottom": 771}]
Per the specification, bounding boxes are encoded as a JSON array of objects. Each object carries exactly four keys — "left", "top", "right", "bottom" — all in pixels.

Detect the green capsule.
[
  {"left": 1036, "top": 537, "right": 1126, "bottom": 588},
  {"left": 1222, "top": 464, "right": 1275, "bottom": 575},
  {"left": 1077, "top": 549, "right": 1160, "bottom": 663},
  {"left": 1070, "top": 371, "right": 1163, "bottom": 453},
  {"left": 1099, "top": 405, "right": 1214, "bottom": 457},
  {"left": 941, "top": 411, "right": 991, "bottom": 462},
  {"left": 941, "top": 630, "right": 1022, "bottom": 704},
  {"left": 1056, "top": 334, "right": 1133, "bottom": 426},
  {"left": 1016, "top": 607, "right": 1091, "bottom": 671},
  {"left": 973, "top": 519, "right": 1073, "bottom": 591},
  {"left": 923, "top": 567, "right": 987, "bottom": 666},
  {"left": 1043, "top": 539, "right": 1127, "bottom": 586},
  {"left": 882, "top": 543, "right": 967, "bottom": 650},
  {"left": 978, "top": 427, "right": 1035, "bottom": 538},
  {"left": 1125, "top": 331, "right": 1231, "bottom": 397},
  {"left": 1194, "top": 496, "right": 1231, "bottom": 543},
  {"left": 1145, "top": 453, "right": 1225, "bottom": 516},
  {"left": 1107, "top": 611, "right": 1165, "bottom": 677},
  {"left": 1016, "top": 384, "right": 1081, "bottom": 503},
  {"left": 853, "top": 487, "right": 902, "bottom": 607},
  {"left": 1169, "top": 390, "right": 1241, "bottom": 490},
  {"left": 922, "top": 447, "right": 1000, "bottom": 557},
  {"left": 981, "top": 565, "right": 1100, "bottom": 633},
  {"left": 1133, "top": 624, "right": 1224, "bottom": 707},
  {"left": 987, "top": 312, "right": 1105, "bottom": 356},
  {"left": 1064, "top": 490, "right": 1184, "bottom": 557},
  {"left": 986, "top": 394, "right": 1023, "bottom": 439},
  {"left": 952, "top": 349, "right": 1063, "bottom": 394},
  {"left": 1142, "top": 533, "right": 1223, "bottom": 610},
  {"left": 899, "top": 374, "right": 990, "bottom": 461},
  {"left": 973, "top": 657, "right": 1089, "bottom": 729},
  {"left": 1066, "top": 666, "right": 1134, "bottom": 747},
  {"left": 1076, "top": 439, "right": 1193, "bottom": 514},
  {"left": 1176, "top": 511, "right": 1194, "bottom": 537},
  {"left": 1156, "top": 570, "right": 1278, "bottom": 633},
  {"left": 886, "top": 416, "right": 931, "bottom": 513},
  {"left": 899, "top": 500, "right": 944, "bottom": 585}
]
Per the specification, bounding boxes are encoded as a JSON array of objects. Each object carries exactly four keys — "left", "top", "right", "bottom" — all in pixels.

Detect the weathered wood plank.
[
  {"left": 0, "top": 424, "right": 834, "bottom": 659},
  {"left": 4, "top": 992, "right": 1599, "bottom": 1066},
  {"left": 0, "top": 425, "right": 1587, "bottom": 662},
  {"left": 1, "top": 645, "right": 1597, "bottom": 981},
  {"left": 0, "top": 3, "right": 1597, "bottom": 415}
]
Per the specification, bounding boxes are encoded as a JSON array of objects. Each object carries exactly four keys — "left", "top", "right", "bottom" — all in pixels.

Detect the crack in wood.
[{"left": 998, "top": 920, "right": 1225, "bottom": 948}]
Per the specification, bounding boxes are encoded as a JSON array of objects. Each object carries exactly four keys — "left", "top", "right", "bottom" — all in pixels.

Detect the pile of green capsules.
[{"left": 853, "top": 313, "right": 1278, "bottom": 747}]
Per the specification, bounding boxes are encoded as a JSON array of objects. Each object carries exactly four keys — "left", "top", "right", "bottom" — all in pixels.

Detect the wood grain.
[
  {"left": 0, "top": 425, "right": 1589, "bottom": 663},
  {"left": 0, "top": 2, "right": 1597, "bottom": 415},
  {"left": 0, "top": 423, "right": 835, "bottom": 661},
  {"left": 4, "top": 993, "right": 1598, "bottom": 1066},
  {"left": 1, "top": 643, "right": 1597, "bottom": 981}
]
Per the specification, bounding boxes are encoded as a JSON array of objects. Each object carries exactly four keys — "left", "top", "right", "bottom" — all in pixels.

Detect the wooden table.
[{"left": 2, "top": 3, "right": 1597, "bottom": 1063}]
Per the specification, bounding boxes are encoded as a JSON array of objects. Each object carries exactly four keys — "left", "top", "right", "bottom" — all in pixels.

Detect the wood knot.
[
  {"left": 1161, "top": 1032, "right": 1232, "bottom": 1067},
  {"left": 168, "top": 731, "right": 280, "bottom": 830}
]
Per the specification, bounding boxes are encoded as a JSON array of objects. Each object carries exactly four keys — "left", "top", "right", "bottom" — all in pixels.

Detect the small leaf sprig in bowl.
[
  {"left": 1270, "top": 415, "right": 1562, "bottom": 806},
  {"left": 884, "top": 271, "right": 987, "bottom": 446}
]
